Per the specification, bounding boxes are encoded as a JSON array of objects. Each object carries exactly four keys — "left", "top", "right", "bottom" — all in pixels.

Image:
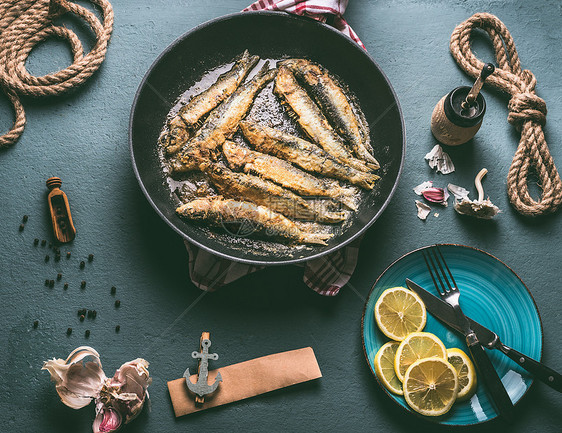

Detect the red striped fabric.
[
  {"left": 243, "top": 0, "right": 366, "bottom": 49},
  {"left": 183, "top": 0, "right": 366, "bottom": 296}
]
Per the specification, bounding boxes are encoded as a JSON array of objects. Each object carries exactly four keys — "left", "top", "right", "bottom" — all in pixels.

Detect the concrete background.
[{"left": 0, "top": 0, "right": 560, "bottom": 431}]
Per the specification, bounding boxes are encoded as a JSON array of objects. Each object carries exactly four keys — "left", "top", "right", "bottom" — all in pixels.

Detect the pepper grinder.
[
  {"left": 46, "top": 177, "right": 76, "bottom": 243},
  {"left": 431, "top": 63, "right": 495, "bottom": 146}
]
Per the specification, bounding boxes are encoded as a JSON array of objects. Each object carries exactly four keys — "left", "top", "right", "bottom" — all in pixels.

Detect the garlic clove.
[
  {"left": 42, "top": 346, "right": 106, "bottom": 409},
  {"left": 93, "top": 402, "right": 122, "bottom": 433},
  {"left": 108, "top": 359, "right": 151, "bottom": 424},
  {"left": 421, "top": 187, "right": 449, "bottom": 206}
]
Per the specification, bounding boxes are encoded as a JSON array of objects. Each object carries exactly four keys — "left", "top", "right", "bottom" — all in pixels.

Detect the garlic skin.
[
  {"left": 447, "top": 183, "right": 470, "bottom": 201},
  {"left": 424, "top": 144, "right": 455, "bottom": 174},
  {"left": 42, "top": 346, "right": 106, "bottom": 409},
  {"left": 413, "top": 181, "right": 433, "bottom": 195},
  {"left": 43, "top": 347, "right": 150, "bottom": 433},
  {"left": 415, "top": 200, "right": 431, "bottom": 220}
]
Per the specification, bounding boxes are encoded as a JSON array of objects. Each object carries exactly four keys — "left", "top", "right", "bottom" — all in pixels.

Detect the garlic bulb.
[
  {"left": 42, "top": 346, "right": 106, "bottom": 409},
  {"left": 43, "top": 347, "right": 150, "bottom": 433}
]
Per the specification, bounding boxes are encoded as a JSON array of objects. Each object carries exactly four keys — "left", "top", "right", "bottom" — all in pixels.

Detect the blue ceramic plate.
[{"left": 361, "top": 244, "right": 542, "bottom": 425}]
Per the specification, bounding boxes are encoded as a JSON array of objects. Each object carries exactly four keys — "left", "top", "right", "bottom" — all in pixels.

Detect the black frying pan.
[{"left": 129, "top": 11, "right": 405, "bottom": 265}]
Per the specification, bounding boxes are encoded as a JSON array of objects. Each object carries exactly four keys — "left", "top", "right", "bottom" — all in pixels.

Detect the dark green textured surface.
[{"left": 0, "top": 0, "right": 561, "bottom": 432}]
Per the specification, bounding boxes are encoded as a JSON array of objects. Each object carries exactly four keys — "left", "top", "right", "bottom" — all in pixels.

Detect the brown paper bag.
[{"left": 168, "top": 347, "right": 322, "bottom": 417}]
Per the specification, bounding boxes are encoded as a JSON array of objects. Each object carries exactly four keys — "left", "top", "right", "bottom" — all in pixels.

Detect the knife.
[{"left": 406, "top": 278, "right": 561, "bottom": 393}]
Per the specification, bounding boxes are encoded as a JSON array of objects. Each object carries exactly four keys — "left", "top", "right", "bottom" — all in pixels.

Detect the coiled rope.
[
  {"left": 450, "top": 12, "right": 562, "bottom": 217},
  {"left": 0, "top": 0, "right": 113, "bottom": 147}
]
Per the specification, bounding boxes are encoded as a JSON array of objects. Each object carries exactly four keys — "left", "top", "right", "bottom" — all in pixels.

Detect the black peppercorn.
[
  {"left": 64, "top": 283, "right": 68, "bottom": 290},
  {"left": 92, "top": 310, "right": 97, "bottom": 319},
  {"left": 34, "top": 238, "right": 39, "bottom": 246},
  {"left": 57, "top": 273, "right": 62, "bottom": 281},
  {"left": 85, "top": 330, "right": 90, "bottom": 338},
  {"left": 80, "top": 314, "right": 85, "bottom": 322},
  {"left": 19, "top": 224, "right": 25, "bottom": 232},
  {"left": 23, "top": 215, "right": 28, "bottom": 223},
  {"left": 111, "top": 286, "right": 116, "bottom": 295},
  {"left": 87, "top": 310, "right": 93, "bottom": 318},
  {"left": 44, "top": 279, "right": 49, "bottom": 286},
  {"left": 80, "top": 261, "right": 85, "bottom": 269},
  {"left": 49, "top": 280, "right": 55, "bottom": 288},
  {"left": 81, "top": 281, "right": 86, "bottom": 288},
  {"left": 54, "top": 255, "right": 60, "bottom": 262},
  {"left": 45, "top": 255, "right": 50, "bottom": 262},
  {"left": 88, "top": 254, "right": 94, "bottom": 262},
  {"left": 33, "top": 320, "right": 39, "bottom": 328},
  {"left": 41, "top": 240, "right": 46, "bottom": 246},
  {"left": 66, "top": 327, "right": 72, "bottom": 335},
  {"left": 115, "top": 325, "right": 120, "bottom": 333},
  {"left": 115, "top": 300, "right": 120, "bottom": 308}
]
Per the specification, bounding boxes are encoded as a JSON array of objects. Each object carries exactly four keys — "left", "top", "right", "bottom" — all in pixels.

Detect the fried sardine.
[
  {"left": 202, "top": 163, "right": 346, "bottom": 224},
  {"left": 164, "top": 50, "right": 259, "bottom": 154},
  {"left": 223, "top": 140, "right": 358, "bottom": 210},
  {"left": 176, "top": 198, "right": 332, "bottom": 245},
  {"left": 172, "top": 63, "right": 277, "bottom": 173},
  {"left": 282, "top": 58, "right": 379, "bottom": 168},
  {"left": 239, "top": 121, "right": 379, "bottom": 190},
  {"left": 274, "top": 65, "right": 374, "bottom": 173}
]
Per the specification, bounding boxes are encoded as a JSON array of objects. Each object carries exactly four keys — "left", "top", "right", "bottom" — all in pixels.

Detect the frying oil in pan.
[{"left": 158, "top": 57, "right": 373, "bottom": 256}]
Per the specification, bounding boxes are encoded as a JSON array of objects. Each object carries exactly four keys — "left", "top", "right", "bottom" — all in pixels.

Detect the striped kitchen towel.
[
  {"left": 243, "top": 0, "right": 365, "bottom": 49},
  {"left": 185, "top": 236, "right": 362, "bottom": 296}
]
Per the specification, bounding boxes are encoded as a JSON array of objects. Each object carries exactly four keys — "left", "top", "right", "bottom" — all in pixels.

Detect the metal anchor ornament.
[{"left": 184, "top": 332, "right": 222, "bottom": 404}]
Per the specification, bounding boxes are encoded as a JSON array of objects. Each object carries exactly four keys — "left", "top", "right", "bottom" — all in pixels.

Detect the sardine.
[
  {"left": 274, "top": 66, "right": 373, "bottom": 173},
  {"left": 164, "top": 50, "right": 259, "bottom": 155},
  {"left": 176, "top": 198, "right": 332, "bottom": 245},
  {"left": 282, "top": 59, "right": 379, "bottom": 168},
  {"left": 202, "top": 163, "right": 346, "bottom": 224},
  {"left": 223, "top": 140, "right": 358, "bottom": 210},
  {"left": 172, "top": 63, "right": 277, "bottom": 173},
  {"left": 239, "top": 121, "right": 379, "bottom": 190}
]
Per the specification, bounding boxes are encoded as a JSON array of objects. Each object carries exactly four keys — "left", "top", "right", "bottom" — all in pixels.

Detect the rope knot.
[{"left": 507, "top": 92, "right": 547, "bottom": 129}]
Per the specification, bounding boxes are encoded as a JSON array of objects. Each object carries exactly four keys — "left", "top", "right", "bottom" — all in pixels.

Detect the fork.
[{"left": 423, "top": 246, "right": 515, "bottom": 421}]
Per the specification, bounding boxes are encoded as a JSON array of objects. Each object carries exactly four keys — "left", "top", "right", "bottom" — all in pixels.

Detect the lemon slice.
[
  {"left": 374, "top": 287, "right": 427, "bottom": 341},
  {"left": 403, "top": 357, "right": 459, "bottom": 416},
  {"left": 447, "top": 348, "right": 477, "bottom": 401},
  {"left": 394, "top": 332, "right": 447, "bottom": 382},
  {"left": 374, "top": 342, "right": 403, "bottom": 395}
]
